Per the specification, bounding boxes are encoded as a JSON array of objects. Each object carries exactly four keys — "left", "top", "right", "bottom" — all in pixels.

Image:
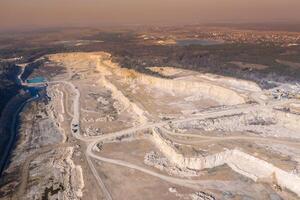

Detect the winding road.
[
  {"left": 22, "top": 66, "right": 300, "bottom": 199},
  {"left": 53, "top": 77, "right": 300, "bottom": 199}
]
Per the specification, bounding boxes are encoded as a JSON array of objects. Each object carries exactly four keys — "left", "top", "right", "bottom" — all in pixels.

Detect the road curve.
[{"left": 44, "top": 78, "right": 300, "bottom": 199}]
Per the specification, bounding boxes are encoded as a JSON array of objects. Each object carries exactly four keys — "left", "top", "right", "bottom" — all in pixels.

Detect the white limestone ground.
[
  {"left": 100, "top": 76, "right": 148, "bottom": 124},
  {"left": 169, "top": 108, "right": 300, "bottom": 139},
  {"left": 101, "top": 58, "right": 247, "bottom": 106},
  {"left": 0, "top": 84, "right": 84, "bottom": 200},
  {"left": 255, "top": 142, "right": 300, "bottom": 176},
  {"left": 149, "top": 128, "right": 300, "bottom": 197},
  {"left": 24, "top": 52, "right": 300, "bottom": 199},
  {"left": 144, "top": 151, "right": 200, "bottom": 177},
  {"left": 28, "top": 84, "right": 84, "bottom": 200},
  {"left": 26, "top": 147, "right": 83, "bottom": 200}
]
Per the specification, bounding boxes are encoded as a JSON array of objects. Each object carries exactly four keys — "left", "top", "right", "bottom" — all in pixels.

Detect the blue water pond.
[{"left": 26, "top": 77, "right": 46, "bottom": 83}]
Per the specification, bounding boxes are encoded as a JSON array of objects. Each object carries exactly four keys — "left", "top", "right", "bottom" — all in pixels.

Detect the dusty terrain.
[
  {"left": 1, "top": 50, "right": 299, "bottom": 199},
  {"left": 1, "top": 26, "right": 300, "bottom": 200}
]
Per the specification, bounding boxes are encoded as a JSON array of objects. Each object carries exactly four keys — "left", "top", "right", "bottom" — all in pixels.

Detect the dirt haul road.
[
  {"left": 25, "top": 60, "right": 300, "bottom": 199},
  {"left": 50, "top": 78, "right": 299, "bottom": 199}
]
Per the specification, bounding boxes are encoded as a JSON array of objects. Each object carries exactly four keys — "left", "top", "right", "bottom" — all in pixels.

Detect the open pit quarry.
[
  {"left": 150, "top": 128, "right": 300, "bottom": 196},
  {"left": 1, "top": 51, "right": 300, "bottom": 200}
]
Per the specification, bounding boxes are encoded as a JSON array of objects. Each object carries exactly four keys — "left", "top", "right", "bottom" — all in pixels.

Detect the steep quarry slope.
[
  {"left": 47, "top": 52, "right": 149, "bottom": 124},
  {"left": 150, "top": 128, "right": 300, "bottom": 197},
  {"left": 102, "top": 58, "right": 247, "bottom": 106},
  {"left": 45, "top": 52, "right": 300, "bottom": 198},
  {"left": 149, "top": 66, "right": 262, "bottom": 93},
  {"left": 0, "top": 85, "right": 84, "bottom": 200},
  {"left": 48, "top": 52, "right": 247, "bottom": 106},
  {"left": 26, "top": 147, "right": 84, "bottom": 200},
  {"left": 172, "top": 108, "right": 300, "bottom": 138},
  {"left": 100, "top": 76, "right": 148, "bottom": 123}
]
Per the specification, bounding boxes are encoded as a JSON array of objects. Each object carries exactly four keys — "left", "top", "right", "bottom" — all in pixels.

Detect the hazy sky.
[{"left": 1, "top": 0, "right": 300, "bottom": 30}]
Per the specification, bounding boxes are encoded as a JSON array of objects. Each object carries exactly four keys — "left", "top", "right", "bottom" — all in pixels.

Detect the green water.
[{"left": 26, "top": 77, "right": 45, "bottom": 83}]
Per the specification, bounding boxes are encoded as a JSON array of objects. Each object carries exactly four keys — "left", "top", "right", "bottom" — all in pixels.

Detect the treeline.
[{"left": 0, "top": 62, "right": 21, "bottom": 115}]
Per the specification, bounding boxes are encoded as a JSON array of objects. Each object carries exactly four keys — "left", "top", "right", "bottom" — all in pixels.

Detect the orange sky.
[{"left": 1, "top": 0, "right": 300, "bottom": 30}]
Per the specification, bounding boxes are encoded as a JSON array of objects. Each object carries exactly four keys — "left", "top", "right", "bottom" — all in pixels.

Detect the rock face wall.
[
  {"left": 100, "top": 76, "right": 148, "bottom": 124},
  {"left": 26, "top": 147, "right": 84, "bottom": 200},
  {"left": 150, "top": 128, "right": 300, "bottom": 196},
  {"left": 228, "top": 150, "right": 300, "bottom": 197},
  {"left": 48, "top": 52, "right": 246, "bottom": 106},
  {"left": 192, "top": 73, "right": 262, "bottom": 93},
  {"left": 174, "top": 109, "right": 300, "bottom": 139},
  {"left": 135, "top": 74, "right": 246, "bottom": 105},
  {"left": 102, "top": 59, "right": 246, "bottom": 106},
  {"left": 275, "top": 110, "right": 300, "bottom": 132},
  {"left": 46, "top": 85, "right": 85, "bottom": 199},
  {"left": 150, "top": 128, "right": 229, "bottom": 170}
]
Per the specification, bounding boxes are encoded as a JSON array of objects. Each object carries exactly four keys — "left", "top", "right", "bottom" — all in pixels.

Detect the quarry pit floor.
[{"left": 9, "top": 52, "right": 300, "bottom": 200}]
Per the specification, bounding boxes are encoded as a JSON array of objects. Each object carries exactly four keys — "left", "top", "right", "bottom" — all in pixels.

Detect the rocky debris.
[
  {"left": 107, "top": 59, "right": 246, "bottom": 106},
  {"left": 88, "top": 92, "right": 114, "bottom": 109},
  {"left": 288, "top": 103, "right": 300, "bottom": 115},
  {"left": 85, "top": 127, "right": 102, "bottom": 136},
  {"left": 100, "top": 76, "right": 148, "bottom": 124},
  {"left": 150, "top": 129, "right": 300, "bottom": 196},
  {"left": 100, "top": 55, "right": 247, "bottom": 106},
  {"left": 96, "top": 96, "right": 109, "bottom": 105},
  {"left": 26, "top": 147, "right": 84, "bottom": 200},
  {"left": 17, "top": 96, "right": 64, "bottom": 149},
  {"left": 171, "top": 109, "right": 300, "bottom": 138},
  {"left": 271, "top": 88, "right": 294, "bottom": 100},
  {"left": 9, "top": 51, "right": 299, "bottom": 199},
  {"left": 84, "top": 90, "right": 121, "bottom": 120},
  {"left": 105, "top": 115, "right": 116, "bottom": 122},
  {"left": 83, "top": 117, "right": 95, "bottom": 123},
  {"left": 144, "top": 151, "right": 199, "bottom": 177},
  {"left": 168, "top": 187, "right": 216, "bottom": 200},
  {"left": 267, "top": 83, "right": 300, "bottom": 100},
  {"left": 94, "top": 142, "right": 103, "bottom": 152},
  {"left": 113, "top": 101, "right": 122, "bottom": 114},
  {"left": 0, "top": 83, "right": 84, "bottom": 200},
  {"left": 29, "top": 118, "right": 64, "bottom": 148},
  {"left": 168, "top": 187, "right": 177, "bottom": 193},
  {"left": 102, "top": 132, "right": 146, "bottom": 145},
  {"left": 83, "top": 115, "right": 115, "bottom": 123},
  {"left": 256, "top": 142, "right": 300, "bottom": 177},
  {"left": 190, "top": 192, "right": 216, "bottom": 200},
  {"left": 144, "top": 151, "right": 168, "bottom": 170}
]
